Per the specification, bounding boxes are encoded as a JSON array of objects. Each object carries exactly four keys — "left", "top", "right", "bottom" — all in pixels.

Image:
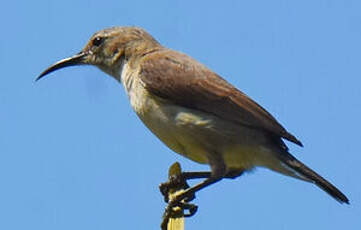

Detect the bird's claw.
[
  {"left": 175, "top": 201, "right": 198, "bottom": 217},
  {"left": 161, "top": 199, "right": 198, "bottom": 230},
  {"left": 159, "top": 173, "right": 192, "bottom": 203}
]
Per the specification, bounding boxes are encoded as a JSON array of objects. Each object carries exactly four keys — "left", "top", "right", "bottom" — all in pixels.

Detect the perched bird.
[{"left": 37, "top": 26, "right": 348, "bottom": 206}]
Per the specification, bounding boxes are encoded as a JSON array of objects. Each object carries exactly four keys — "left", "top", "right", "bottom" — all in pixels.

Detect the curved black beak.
[{"left": 36, "top": 52, "right": 88, "bottom": 81}]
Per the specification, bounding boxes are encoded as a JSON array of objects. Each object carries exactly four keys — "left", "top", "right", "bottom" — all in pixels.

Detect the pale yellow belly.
[
  {"left": 122, "top": 73, "right": 286, "bottom": 173},
  {"left": 133, "top": 92, "right": 276, "bottom": 171}
]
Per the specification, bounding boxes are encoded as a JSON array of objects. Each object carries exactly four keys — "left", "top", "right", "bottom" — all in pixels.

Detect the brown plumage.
[
  {"left": 138, "top": 48, "right": 348, "bottom": 204},
  {"left": 37, "top": 26, "right": 349, "bottom": 206},
  {"left": 140, "top": 49, "right": 302, "bottom": 146}
]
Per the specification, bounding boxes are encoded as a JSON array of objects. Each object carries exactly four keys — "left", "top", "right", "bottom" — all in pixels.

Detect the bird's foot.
[
  {"left": 160, "top": 163, "right": 199, "bottom": 229},
  {"left": 165, "top": 199, "right": 198, "bottom": 217},
  {"left": 159, "top": 172, "right": 195, "bottom": 203},
  {"left": 161, "top": 200, "right": 198, "bottom": 230}
]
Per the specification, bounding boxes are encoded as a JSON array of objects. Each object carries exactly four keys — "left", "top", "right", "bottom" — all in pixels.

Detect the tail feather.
[{"left": 277, "top": 152, "right": 349, "bottom": 204}]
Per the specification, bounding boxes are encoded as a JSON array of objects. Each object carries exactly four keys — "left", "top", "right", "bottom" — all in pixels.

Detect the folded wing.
[{"left": 139, "top": 49, "right": 302, "bottom": 147}]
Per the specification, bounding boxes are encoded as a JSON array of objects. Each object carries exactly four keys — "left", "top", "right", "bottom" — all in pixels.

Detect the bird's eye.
[{"left": 92, "top": 36, "right": 104, "bottom": 47}]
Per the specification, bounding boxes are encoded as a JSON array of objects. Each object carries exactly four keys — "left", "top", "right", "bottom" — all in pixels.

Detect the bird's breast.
[{"left": 119, "top": 63, "right": 209, "bottom": 163}]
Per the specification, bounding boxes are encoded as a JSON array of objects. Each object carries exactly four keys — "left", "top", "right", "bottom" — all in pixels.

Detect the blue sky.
[{"left": 1, "top": 1, "right": 360, "bottom": 229}]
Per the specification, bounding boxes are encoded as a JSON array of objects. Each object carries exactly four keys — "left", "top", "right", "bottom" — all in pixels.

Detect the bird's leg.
[
  {"left": 161, "top": 175, "right": 221, "bottom": 227},
  {"left": 161, "top": 168, "right": 244, "bottom": 225},
  {"left": 160, "top": 156, "right": 245, "bottom": 221},
  {"left": 164, "top": 158, "right": 230, "bottom": 214},
  {"left": 181, "top": 169, "right": 244, "bottom": 180},
  {"left": 163, "top": 175, "right": 222, "bottom": 219},
  {"left": 160, "top": 162, "right": 200, "bottom": 229},
  {"left": 161, "top": 169, "right": 244, "bottom": 222},
  {"left": 160, "top": 169, "right": 244, "bottom": 202},
  {"left": 167, "top": 168, "right": 245, "bottom": 205},
  {"left": 174, "top": 176, "right": 222, "bottom": 202},
  {"left": 159, "top": 172, "right": 191, "bottom": 203},
  {"left": 159, "top": 171, "right": 211, "bottom": 202}
]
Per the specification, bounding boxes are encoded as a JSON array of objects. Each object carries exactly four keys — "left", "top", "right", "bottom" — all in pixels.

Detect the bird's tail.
[{"left": 274, "top": 151, "right": 349, "bottom": 204}]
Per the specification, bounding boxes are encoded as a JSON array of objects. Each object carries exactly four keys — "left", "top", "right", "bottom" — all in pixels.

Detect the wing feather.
[{"left": 139, "top": 49, "right": 302, "bottom": 147}]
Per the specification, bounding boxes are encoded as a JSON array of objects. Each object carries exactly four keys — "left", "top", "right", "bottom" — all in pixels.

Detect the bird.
[{"left": 37, "top": 26, "right": 349, "bottom": 207}]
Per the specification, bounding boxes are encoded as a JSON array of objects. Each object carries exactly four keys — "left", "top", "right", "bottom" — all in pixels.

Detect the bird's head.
[{"left": 37, "top": 26, "right": 160, "bottom": 81}]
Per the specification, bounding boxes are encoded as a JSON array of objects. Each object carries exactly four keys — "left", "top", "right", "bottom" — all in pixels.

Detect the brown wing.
[{"left": 139, "top": 49, "right": 303, "bottom": 147}]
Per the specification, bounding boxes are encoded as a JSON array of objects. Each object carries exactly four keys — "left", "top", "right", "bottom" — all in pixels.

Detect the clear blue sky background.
[{"left": 1, "top": 1, "right": 360, "bottom": 229}]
